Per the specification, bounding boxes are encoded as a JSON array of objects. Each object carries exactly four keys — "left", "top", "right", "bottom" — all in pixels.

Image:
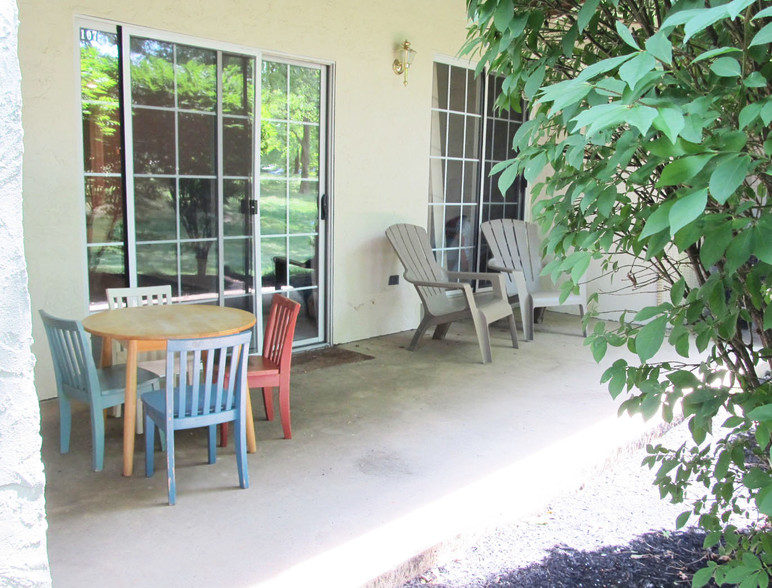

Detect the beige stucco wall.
[
  {"left": 18, "top": 0, "right": 470, "bottom": 399},
  {"left": 0, "top": 0, "right": 51, "bottom": 582}
]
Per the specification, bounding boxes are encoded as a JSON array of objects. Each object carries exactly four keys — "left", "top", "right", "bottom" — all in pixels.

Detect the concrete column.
[{"left": 0, "top": 0, "right": 52, "bottom": 584}]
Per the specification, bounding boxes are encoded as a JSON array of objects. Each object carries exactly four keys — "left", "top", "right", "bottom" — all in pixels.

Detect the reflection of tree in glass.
[
  {"left": 261, "top": 63, "right": 320, "bottom": 193},
  {"left": 130, "top": 38, "right": 175, "bottom": 107},
  {"left": 81, "top": 33, "right": 123, "bottom": 275},
  {"left": 177, "top": 179, "right": 217, "bottom": 278}
]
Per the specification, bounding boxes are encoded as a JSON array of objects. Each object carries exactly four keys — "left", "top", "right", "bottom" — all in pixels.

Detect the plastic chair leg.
[{"left": 59, "top": 396, "right": 72, "bottom": 454}]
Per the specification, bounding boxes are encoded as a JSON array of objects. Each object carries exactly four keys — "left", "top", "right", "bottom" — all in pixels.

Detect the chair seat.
[
  {"left": 246, "top": 355, "right": 280, "bottom": 378},
  {"left": 530, "top": 290, "right": 585, "bottom": 307},
  {"left": 98, "top": 365, "right": 160, "bottom": 396}
]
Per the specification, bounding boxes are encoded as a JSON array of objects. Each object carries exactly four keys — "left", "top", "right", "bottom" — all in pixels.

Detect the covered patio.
[{"left": 42, "top": 313, "right": 672, "bottom": 587}]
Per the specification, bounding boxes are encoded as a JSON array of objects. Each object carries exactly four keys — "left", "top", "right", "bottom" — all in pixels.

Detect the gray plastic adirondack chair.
[
  {"left": 386, "top": 223, "right": 518, "bottom": 363},
  {"left": 481, "top": 218, "right": 587, "bottom": 341}
]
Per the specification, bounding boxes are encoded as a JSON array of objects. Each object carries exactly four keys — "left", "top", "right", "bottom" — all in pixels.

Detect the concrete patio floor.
[{"left": 41, "top": 312, "right": 672, "bottom": 587}]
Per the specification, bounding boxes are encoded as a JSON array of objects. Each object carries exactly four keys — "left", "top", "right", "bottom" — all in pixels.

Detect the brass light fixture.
[{"left": 392, "top": 40, "right": 417, "bottom": 86}]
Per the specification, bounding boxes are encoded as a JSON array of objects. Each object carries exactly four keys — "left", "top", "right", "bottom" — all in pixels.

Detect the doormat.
[{"left": 292, "top": 346, "right": 375, "bottom": 373}]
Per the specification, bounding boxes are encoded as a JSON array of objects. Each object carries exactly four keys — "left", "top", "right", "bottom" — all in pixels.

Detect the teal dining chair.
[
  {"left": 39, "top": 310, "right": 162, "bottom": 472},
  {"left": 142, "top": 329, "right": 252, "bottom": 505}
]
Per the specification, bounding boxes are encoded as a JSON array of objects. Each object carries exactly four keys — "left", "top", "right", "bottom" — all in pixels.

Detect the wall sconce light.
[{"left": 393, "top": 40, "right": 417, "bottom": 86}]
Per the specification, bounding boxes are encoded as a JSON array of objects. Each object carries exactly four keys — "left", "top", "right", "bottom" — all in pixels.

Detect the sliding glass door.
[{"left": 80, "top": 22, "right": 328, "bottom": 349}]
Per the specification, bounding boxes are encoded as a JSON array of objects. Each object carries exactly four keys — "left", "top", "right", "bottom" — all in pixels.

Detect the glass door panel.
[
  {"left": 260, "top": 60, "right": 325, "bottom": 346},
  {"left": 124, "top": 32, "right": 260, "bottom": 350}
]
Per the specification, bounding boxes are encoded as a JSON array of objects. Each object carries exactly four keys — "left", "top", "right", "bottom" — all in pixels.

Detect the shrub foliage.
[{"left": 463, "top": 0, "right": 772, "bottom": 585}]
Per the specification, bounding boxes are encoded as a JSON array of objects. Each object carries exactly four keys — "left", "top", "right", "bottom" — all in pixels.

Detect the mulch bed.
[{"left": 470, "top": 528, "right": 723, "bottom": 587}]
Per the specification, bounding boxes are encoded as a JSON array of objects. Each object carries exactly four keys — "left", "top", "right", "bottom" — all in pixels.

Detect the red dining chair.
[{"left": 221, "top": 293, "right": 301, "bottom": 445}]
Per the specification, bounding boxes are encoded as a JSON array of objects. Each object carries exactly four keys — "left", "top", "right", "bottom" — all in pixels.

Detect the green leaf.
[
  {"left": 743, "top": 468, "right": 772, "bottom": 489},
  {"left": 670, "top": 277, "right": 686, "bottom": 305},
  {"left": 636, "top": 316, "right": 668, "bottom": 363},
  {"left": 709, "top": 154, "right": 751, "bottom": 204},
  {"left": 577, "top": 0, "right": 600, "bottom": 32},
  {"left": 692, "top": 46, "right": 743, "bottom": 64},
  {"left": 645, "top": 32, "right": 672, "bottom": 65},
  {"left": 626, "top": 105, "right": 659, "bottom": 137},
  {"left": 710, "top": 57, "right": 742, "bottom": 77},
  {"left": 493, "top": 0, "right": 514, "bottom": 32},
  {"left": 619, "top": 52, "right": 656, "bottom": 90},
  {"left": 739, "top": 102, "right": 763, "bottom": 129},
  {"left": 615, "top": 21, "right": 640, "bottom": 49},
  {"left": 657, "top": 154, "right": 715, "bottom": 187},
  {"left": 750, "top": 22, "right": 772, "bottom": 47},
  {"left": 668, "top": 370, "right": 700, "bottom": 389},
  {"left": 756, "top": 485, "right": 772, "bottom": 517},
  {"left": 576, "top": 54, "right": 635, "bottom": 82},
  {"left": 497, "top": 161, "right": 521, "bottom": 195},
  {"left": 669, "top": 188, "right": 707, "bottom": 235},
  {"left": 700, "top": 224, "right": 733, "bottom": 267},
  {"left": 524, "top": 64, "right": 546, "bottom": 100},
  {"left": 653, "top": 107, "right": 685, "bottom": 144},
  {"left": 543, "top": 81, "right": 593, "bottom": 115},
  {"left": 748, "top": 404, "right": 772, "bottom": 421},
  {"left": 743, "top": 72, "right": 768, "bottom": 88},
  {"left": 676, "top": 510, "right": 691, "bottom": 529},
  {"left": 753, "top": 6, "right": 772, "bottom": 19},
  {"left": 692, "top": 565, "right": 714, "bottom": 587},
  {"left": 640, "top": 201, "right": 673, "bottom": 239},
  {"left": 725, "top": 229, "right": 753, "bottom": 275},
  {"left": 762, "top": 101, "right": 772, "bottom": 126},
  {"left": 592, "top": 336, "right": 607, "bottom": 362}
]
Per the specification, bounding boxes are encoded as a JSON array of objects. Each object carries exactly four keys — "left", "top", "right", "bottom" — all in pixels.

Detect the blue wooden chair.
[
  {"left": 39, "top": 310, "right": 162, "bottom": 472},
  {"left": 142, "top": 330, "right": 252, "bottom": 505}
]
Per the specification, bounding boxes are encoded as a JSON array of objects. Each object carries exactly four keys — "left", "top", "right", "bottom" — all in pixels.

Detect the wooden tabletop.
[{"left": 82, "top": 304, "right": 256, "bottom": 341}]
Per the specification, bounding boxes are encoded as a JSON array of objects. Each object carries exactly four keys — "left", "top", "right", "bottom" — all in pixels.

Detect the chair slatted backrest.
[
  {"left": 262, "top": 294, "right": 301, "bottom": 369},
  {"left": 39, "top": 310, "right": 98, "bottom": 403},
  {"left": 166, "top": 331, "right": 251, "bottom": 422},
  {"left": 106, "top": 285, "right": 173, "bottom": 309},
  {"left": 386, "top": 224, "right": 451, "bottom": 310},
  {"left": 481, "top": 219, "right": 543, "bottom": 294}
]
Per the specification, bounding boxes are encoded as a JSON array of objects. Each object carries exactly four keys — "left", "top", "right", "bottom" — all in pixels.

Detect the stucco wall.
[
  {"left": 18, "top": 0, "right": 470, "bottom": 399},
  {"left": 0, "top": 0, "right": 51, "bottom": 583}
]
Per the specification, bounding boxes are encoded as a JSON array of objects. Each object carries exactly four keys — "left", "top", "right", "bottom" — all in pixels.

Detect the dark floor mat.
[{"left": 292, "top": 346, "right": 375, "bottom": 373}]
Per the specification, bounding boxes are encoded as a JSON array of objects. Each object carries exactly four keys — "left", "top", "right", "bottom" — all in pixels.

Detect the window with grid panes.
[{"left": 428, "top": 61, "right": 526, "bottom": 273}]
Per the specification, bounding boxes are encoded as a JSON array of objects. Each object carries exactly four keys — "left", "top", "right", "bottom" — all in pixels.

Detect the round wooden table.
[{"left": 83, "top": 304, "right": 257, "bottom": 476}]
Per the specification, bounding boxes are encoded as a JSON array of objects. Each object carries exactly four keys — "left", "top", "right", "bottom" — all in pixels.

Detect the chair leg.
[
  {"left": 408, "top": 316, "right": 434, "bottom": 351},
  {"left": 166, "top": 429, "right": 176, "bottom": 505},
  {"left": 471, "top": 313, "right": 493, "bottom": 364},
  {"left": 145, "top": 415, "right": 155, "bottom": 478},
  {"left": 278, "top": 379, "right": 292, "bottom": 439},
  {"left": 579, "top": 305, "right": 587, "bottom": 337},
  {"left": 219, "top": 423, "right": 229, "bottom": 447},
  {"left": 136, "top": 399, "right": 144, "bottom": 435},
  {"left": 263, "top": 386, "right": 275, "bottom": 421},
  {"left": 432, "top": 322, "right": 452, "bottom": 341},
  {"left": 59, "top": 396, "right": 72, "bottom": 454},
  {"left": 521, "top": 297, "right": 534, "bottom": 341},
  {"left": 234, "top": 416, "right": 249, "bottom": 490},
  {"left": 90, "top": 404, "right": 106, "bottom": 472},
  {"left": 207, "top": 426, "right": 217, "bottom": 464},
  {"left": 507, "top": 313, "right": 519, "bottom": 349}
]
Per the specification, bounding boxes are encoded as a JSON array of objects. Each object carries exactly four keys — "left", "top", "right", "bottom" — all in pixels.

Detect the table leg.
[
  {"left": 245, "top": 388, "right": 257, "bottom": 453},
  {"left": 123, "top": 339, "right": 138, "bottom": 477},
  {"left": 99, "top": 336, "right": 113, "bottom": 368}
]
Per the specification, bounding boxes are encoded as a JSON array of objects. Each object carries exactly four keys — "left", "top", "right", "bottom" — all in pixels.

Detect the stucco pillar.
[{"left": 0, "top": 0, "right": 51, "bottom": 584}]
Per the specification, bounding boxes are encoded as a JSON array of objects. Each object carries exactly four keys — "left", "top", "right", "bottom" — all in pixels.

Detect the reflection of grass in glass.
[{"left": 260, "top": 184, "right": 318, "bottom": 237}]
